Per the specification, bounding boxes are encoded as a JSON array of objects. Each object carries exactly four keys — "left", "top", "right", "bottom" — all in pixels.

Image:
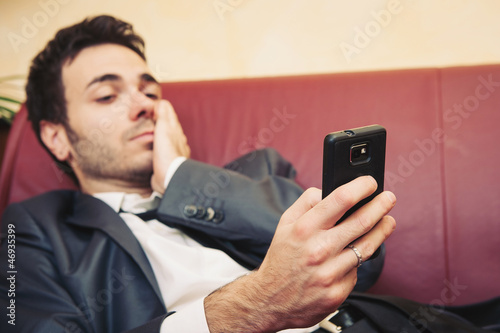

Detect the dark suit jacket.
[{"left": 0, "top": 148, "right": 383, "bottom": 332}]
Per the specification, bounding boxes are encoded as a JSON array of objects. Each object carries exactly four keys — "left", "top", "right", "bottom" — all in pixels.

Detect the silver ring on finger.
[{"left": 347, "top": 244, "right": 363, "bottom": 268}]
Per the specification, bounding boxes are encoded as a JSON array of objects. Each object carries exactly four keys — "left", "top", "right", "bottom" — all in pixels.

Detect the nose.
[{"left": 128, "top": 90, "right": 155, "bottom": 121}]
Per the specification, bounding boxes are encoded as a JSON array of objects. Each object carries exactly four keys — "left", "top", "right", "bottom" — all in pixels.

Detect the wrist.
[
  {"left": 152, "top": 156, "right": 186, "bottom": 195},
  {"left": 163, "top": 156, "right": 187, "bottom": 189},
  {"left": 204, "top": 273, "right": 279, "bottom": 333}
]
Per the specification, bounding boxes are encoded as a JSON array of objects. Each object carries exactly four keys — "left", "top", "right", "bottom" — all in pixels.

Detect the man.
[{"left": 0, "top": 16, "right": 396, "bottom": 332}]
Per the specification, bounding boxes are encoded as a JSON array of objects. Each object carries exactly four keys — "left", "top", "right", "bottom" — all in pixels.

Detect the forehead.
[{"left": 62, "top": 43, "right": 150, "bottom": 91}]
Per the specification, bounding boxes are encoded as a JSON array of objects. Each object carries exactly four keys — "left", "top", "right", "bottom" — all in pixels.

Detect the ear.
[{"left": 40, "top": 120, "right": 72, "bottom": 162}]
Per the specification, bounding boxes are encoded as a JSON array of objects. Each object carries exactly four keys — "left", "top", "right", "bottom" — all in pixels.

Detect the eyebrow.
[
  {"left": 86, "top": 73, "right": 159, "bottom": 90},
  {"left": 86, "top": 74, "right": 120, "bottom": 89},
  {"left": 140, "top": 73, "right": 159, "bottom": 84}
]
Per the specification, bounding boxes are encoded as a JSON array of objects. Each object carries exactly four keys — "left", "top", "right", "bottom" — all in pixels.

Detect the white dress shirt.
[{"left": 94, "top": 157, "right": 317, "bottom": 332}]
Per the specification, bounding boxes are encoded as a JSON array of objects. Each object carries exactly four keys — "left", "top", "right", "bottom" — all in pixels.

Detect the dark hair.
[{"left": 25, "top": 15, "right": 146, "bottom": 174}]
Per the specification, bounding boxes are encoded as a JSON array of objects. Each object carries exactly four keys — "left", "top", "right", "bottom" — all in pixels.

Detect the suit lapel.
[{"left": 66, "top": 192, "right": 164, "bottom": 307}]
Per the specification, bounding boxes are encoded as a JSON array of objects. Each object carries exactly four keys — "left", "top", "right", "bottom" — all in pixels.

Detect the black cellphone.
[{"left": 322, "top": 125, "right": 386, "bottom": 258}]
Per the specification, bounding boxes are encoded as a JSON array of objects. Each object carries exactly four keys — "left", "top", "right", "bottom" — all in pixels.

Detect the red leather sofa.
[{"left": 1, "top": 64, "right": 499, "bottom": 306}]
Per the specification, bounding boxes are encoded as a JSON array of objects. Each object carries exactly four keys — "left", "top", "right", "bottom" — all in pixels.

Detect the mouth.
[{"left": 130, "top": 129, "right": 155, "bottom": 142}]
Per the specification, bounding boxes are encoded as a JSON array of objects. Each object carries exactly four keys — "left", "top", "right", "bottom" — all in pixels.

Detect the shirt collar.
[{"left": 94, "top": 191, "right": 162, "bottom": 214}]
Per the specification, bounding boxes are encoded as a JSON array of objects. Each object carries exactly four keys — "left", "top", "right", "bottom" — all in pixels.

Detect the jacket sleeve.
[{"left": 156, "top": 148, "right": 304, "bottom": 264}]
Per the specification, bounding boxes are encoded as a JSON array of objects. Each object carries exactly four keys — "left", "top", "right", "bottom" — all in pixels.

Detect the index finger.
[
  {"left": 299, "top": 176, "right": 378, "bottom": 232},
  {"left": 280, "top": 187, "right": 322, "bottom": 226}
]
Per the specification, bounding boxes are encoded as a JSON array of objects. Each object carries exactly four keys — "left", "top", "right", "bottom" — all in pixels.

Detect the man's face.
[{"left": 60, "top": 43, "right": 162, "bottom": 187}]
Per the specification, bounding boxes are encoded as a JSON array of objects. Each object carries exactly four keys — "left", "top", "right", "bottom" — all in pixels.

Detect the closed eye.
[
  {"left": 96, "top": 95, "right": 116, "bottom": 103},
  {"left": 145, "top": 93, "right": 159, "bottom": 100}
]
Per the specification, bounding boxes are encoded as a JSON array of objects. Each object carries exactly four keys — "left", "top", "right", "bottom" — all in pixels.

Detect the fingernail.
[
  {"left": 385, "top": 191, "right": 396, "bottom": 204},
  {"left": 361, "top": 175, "right": 377, "bottom": 187}
]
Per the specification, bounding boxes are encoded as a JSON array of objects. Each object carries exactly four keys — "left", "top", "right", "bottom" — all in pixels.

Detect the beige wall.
[{"left": 1, "top": 0, "right": 500, "bottom": 91}]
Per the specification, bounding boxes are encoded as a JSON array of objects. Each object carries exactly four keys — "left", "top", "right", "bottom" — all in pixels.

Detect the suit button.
[
  {"left": 183, "top": 205, "right": 198, "bottom": 218},
  {"left": 195, "top": 206, "right": 206, "bottom": 219},
  {"left": 204, "top": 207, "right": 215, "bottom": 221},
  {"left": 212, "top": 209, "right": 224, "bottom": 223}
]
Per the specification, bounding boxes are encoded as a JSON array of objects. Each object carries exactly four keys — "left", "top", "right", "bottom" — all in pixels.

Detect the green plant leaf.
[
  {"left": 0, "top": 105, "right": 17, "bottom": 115},
  {"left": 0, "top": 75, "right": 25, "bottom": 125},
  {"left": 0, "top": 96, "right": 22, "bottom": 104}
]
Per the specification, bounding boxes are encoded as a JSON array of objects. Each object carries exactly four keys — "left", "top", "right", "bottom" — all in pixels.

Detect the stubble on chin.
[{"left": 65, "top": 122, "right": 154, "bottom": 186}]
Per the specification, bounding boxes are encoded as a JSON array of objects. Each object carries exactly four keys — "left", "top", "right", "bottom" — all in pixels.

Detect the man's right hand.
[
  {"left": 150, "top": 100, "right": 191, "bottom": 194},
  {"left": 204, "top": 176, "right": 396, "bottom": 333}
]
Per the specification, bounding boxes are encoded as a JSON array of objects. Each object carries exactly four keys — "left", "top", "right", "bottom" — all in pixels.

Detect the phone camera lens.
[{"left": 350, "top": 143, "right": 371, "bottom": 165}]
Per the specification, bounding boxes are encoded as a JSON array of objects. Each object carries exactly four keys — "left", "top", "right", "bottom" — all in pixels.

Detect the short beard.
[{"left": 63, "top": 122, "right": 153, "bottom": 186}]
